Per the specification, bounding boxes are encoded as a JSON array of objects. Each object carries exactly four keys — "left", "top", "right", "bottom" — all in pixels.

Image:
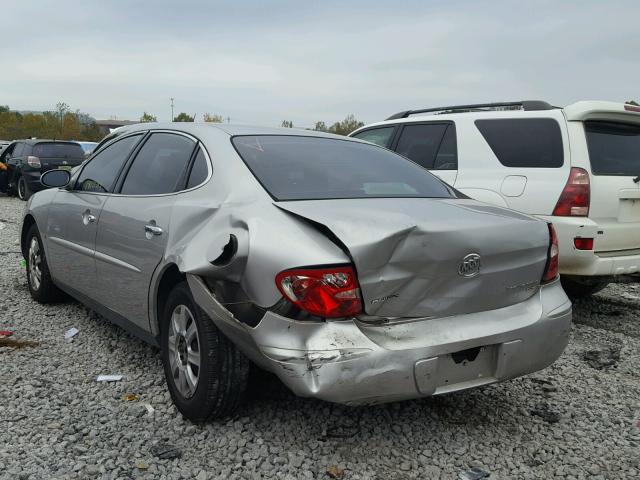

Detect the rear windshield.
[
  {"left": 232, "top": 135, "right": 458, "bottom": 201},
  {"left": 33, "top": 142, "right": 85, "bottom": 158},
  {"left": 475, "top": 118, "right": 564, "bottom": 168},
  {"left": 585, "top": 121, "right": 640, "bottom": 176}
]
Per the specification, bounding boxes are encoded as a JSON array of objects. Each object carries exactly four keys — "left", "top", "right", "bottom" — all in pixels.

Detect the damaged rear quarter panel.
[{"left": 157, "top": 128, "right": 351, "bottom": 315}]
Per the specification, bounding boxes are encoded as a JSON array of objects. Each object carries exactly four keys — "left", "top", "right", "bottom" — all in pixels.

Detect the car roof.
[
  {"left": 15, "top": 139, "right": 81, "bottom": 145},
  {"left": 114, "top": 122, "right": 358, "bottom": 141}
]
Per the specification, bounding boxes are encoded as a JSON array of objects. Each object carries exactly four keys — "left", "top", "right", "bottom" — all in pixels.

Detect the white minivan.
[{"left": 351, "top": 101, "right": 640, "bottom": 297}]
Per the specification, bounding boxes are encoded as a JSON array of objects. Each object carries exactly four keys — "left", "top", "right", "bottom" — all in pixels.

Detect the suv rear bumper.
[
  {"left": 539, "top": 215, "right": 640, "bottom": 276},
  {"left": 188, "top": 275, "right": 571, "bottom": 405}
]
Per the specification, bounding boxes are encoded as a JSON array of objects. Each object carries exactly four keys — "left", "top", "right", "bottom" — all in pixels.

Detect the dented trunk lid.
[{"left": 277, "top": 198, "right": 550, "bottom": 318}]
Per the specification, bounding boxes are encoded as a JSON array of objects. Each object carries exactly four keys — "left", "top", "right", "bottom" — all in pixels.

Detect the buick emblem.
[{"left": 458, "top": 253, "right": 481, "bottom": 277}]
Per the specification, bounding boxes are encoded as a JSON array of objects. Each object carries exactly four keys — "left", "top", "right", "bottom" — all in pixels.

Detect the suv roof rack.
[{"left": 386, "top": 100, "right": 557, "bottom": 120}]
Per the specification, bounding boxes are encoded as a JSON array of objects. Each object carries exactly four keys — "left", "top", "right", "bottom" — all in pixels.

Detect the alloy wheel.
[
  {"left": 28, "top": 237, "right": 42, "bottom": 291},
  {"left": 168, "top": 304, "right": 201, "bottom": 398}
]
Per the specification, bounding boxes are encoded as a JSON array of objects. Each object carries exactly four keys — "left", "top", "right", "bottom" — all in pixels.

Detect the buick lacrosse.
[{"left": 21, "top": 123, "right": 571, "bottom": 421}]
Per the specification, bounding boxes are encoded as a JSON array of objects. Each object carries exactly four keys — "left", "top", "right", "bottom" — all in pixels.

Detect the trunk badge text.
[
  {"left": 370, "top": 293, "right": 399, "bottom": 305},
  {"left": 458, "top": 253, "right": 481, "bottom": 277}
]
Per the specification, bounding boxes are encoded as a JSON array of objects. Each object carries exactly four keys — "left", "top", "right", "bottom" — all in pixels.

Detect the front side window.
[
  {"left": 120, "top": 133, "right": 195, "bottom": 195},
  {"left": 475, "top": 118, "right": 563, "bottom": 168},
  {"left": 76, "top": 134, "right": 142, "bottom": 193},
  {"left": 232, "top": 135, "right": 458, "bottom": 201},
  {"left": 585, "top": 121, "right": 640, "bottom": 176},
  {"left": 352, "top": 127, "right": 395, "bottom": 147}
]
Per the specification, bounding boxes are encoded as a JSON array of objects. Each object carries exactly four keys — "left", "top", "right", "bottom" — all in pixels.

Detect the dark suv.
[{"left": 0, "top": 139, "right": 86, "bottom": 200}]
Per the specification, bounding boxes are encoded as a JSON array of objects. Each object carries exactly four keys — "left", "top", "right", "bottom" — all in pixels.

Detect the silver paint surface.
[{"left": 23, "top": 123, "right": 571, "bottom": 405}]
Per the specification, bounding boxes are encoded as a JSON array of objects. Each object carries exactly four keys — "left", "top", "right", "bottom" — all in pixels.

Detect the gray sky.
[{"left": 1, "top": 0, "right": 638, "bottom": 127}]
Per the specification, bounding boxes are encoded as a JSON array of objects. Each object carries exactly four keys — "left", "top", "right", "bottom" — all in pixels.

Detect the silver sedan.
[{"left": 20, "top": 123, "right": 571, "bottom": 421}]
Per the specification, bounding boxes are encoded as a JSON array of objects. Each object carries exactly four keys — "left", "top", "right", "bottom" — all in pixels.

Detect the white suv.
[{"left": 351, "top": 100, "right": 640, "bottom": 297}]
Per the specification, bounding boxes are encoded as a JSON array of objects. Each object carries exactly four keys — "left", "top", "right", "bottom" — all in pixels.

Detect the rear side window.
[
  {"left": 232, "top": 135, "right": 457, "bottom": 201},
  {"left": 12, "top": 143, "right": 25, "bottom": 157},
  {"left": 76, "top": 134, "right": 142, "bottom": 193},
  {"left": 585, "top": 121, "right": 640, "bottom": 176},
  {"left": 475, "top": 118, "right": 563, "bottom": 168},
  {"left": 395, "top": 123, "right": 457, "bottom": 170},
  {"left": 33, "top": 142, "right": 84, "bottom": 158},
  {"left": 121, "top": 133, "right": 195, "bottom": 195},
  {"left": 186, "top": 148, "right": 209, "bottom": 189},
  {"left": 352, "top": 127, "right": 395, "bottom": 147}
]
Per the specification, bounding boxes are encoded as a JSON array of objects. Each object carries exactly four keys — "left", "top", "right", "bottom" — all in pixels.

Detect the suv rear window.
[
  {"left": 232, "top": 135, "right": 457, "bottom": 201},
  {"left": 585, "top": 121, "right": 640, "bottom": 176},
  {"left": 33, "top": 142, "right": 85, "bottom": 158},
  {"left": 475, "top": 118, "right": 563, "bottom": 168}
]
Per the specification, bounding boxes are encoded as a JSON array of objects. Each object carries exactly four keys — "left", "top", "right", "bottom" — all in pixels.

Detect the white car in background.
[{"left": 351, "top": 101, "right": 640, "bottom": 297}]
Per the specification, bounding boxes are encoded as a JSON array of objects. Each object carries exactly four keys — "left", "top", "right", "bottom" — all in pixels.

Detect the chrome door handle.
[
  {"left": 82, "top": 210, "right": 96, "bottom": 225},
  {"left": 145, "top": 225, "right": 163, "bottom": 235}
]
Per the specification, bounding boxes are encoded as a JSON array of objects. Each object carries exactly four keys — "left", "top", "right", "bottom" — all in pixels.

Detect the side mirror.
[{"left": 41, "top": 169, "right": 71, "bottom": 188}]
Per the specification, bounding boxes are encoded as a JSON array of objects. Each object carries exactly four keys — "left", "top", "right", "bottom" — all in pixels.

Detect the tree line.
[
  {"left": 0, "top": 103, "right": 102, "bottom": 141},
  {"left": 143, "top": 112, "right": 365, "bottom": 135},
  {"left": 280, "top": 114, "right": 364, "bottom": 135},
  {"left": 0, "top": 102, "right": 366, "bottom": 141}
]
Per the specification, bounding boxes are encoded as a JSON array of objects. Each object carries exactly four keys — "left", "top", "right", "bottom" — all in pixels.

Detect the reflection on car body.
[{"left": 21, "top": 123, "right": 571, "bottom": 421}]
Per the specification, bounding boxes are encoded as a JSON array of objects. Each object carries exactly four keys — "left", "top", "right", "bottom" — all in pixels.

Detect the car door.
[
  {"left": 6, "top": 142, "right": 23, "bottom": 189},
  {"left": 94, "top": 131, "right": 197, "bottom": 330},
  {"left": 45, "top": 133, "right": 144, "bottom": 297},
  {"left": 391, "top": 122, "right": 459, "bottom": 185}
]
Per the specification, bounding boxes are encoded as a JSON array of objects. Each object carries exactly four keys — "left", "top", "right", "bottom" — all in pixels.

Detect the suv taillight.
[
  {"left": 542, "top": 223, "right": 559, "bottom": 283},
  {"left": 27, "top": 156, "right": 41, "bottom": 168},
  {"left": 552, "top": 167, "right": 590, "bottom": 216},
  {"left": 275, "top": 265, "right": 362, "bottom": 318}
]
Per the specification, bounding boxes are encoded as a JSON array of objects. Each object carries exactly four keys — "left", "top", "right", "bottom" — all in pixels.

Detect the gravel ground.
[{"left": 1, "top": 194, "right": 639, "bottom": 480}]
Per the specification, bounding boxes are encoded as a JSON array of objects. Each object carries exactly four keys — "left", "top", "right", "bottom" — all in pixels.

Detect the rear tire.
[
  {"left": 560, "top": 276, "right": 609, "bottom": 298},
  {"left": 17, "top": 176, "right": 31, "bottom": 201},
  {"left": 25, "top": 224, "right": 66, "bottom": 303},
  {"left": 161, "top": 282, "right": 249, "bottom": 422}
]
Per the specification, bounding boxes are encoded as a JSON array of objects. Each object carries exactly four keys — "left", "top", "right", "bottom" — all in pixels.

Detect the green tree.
[
  {"left": 173, "top": 112, "right": 194, "bottom": 122},
  {"left": 139, "top": 112, "right": 157, "bottom": 123},
  {"left": 627, "top": 100, "right": 639, "bottom": 106},
  {"left": 203, "top": 113, "right": 224, "bottom": 123},
  {"left": 281, "top": 120, "right": 293, "bottom": 128},
  {"left": 0, "top": 105, "right": 9, "bottom": 113},
  {"left": 0, "top": 104, "right": 104, "bottom": 142},
  {"left": 313, "top": 121, "right": 328, "bottom": 132},
  {"left": 327, "top": 114, "right": 364, "bottom": 136}
]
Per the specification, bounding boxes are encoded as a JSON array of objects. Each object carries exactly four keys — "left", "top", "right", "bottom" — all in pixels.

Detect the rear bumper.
[
  {"left": 538, "top": 215, "right": 640, "bottom": 276},
  {"left": 189, "top": 275, "right": 571, "bottom": 405}
]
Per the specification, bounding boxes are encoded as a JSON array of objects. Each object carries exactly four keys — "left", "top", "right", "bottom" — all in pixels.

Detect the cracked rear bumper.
[{"left": 188, "top": 275, "right": 571, "bottom": 406}]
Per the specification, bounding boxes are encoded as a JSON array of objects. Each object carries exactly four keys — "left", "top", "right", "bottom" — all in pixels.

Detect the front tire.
[
  {"left": 25, "top": 224, "right": 66, "bottom": 303},
  {"left": 161, "top": 282, "right": 249, "bottom": 422},
  {"left": 560, "top": 276, "right": 609, "bottom": 298},
  {"left": 17, "top": 176, "right": 31, "bottom": 201}
]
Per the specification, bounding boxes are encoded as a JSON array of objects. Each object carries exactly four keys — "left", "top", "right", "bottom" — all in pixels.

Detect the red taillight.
[
  {"left": 574, "top": 237, "right": 594, "bottom": 250},
  {"left": 275, "top": 265, "right": 362, "bottom": 318},
  {"left": 542, "top": 223, "right": 559, "bottom": 283},
  {"left": 552, "top": 167, "right": 590, "bottom": 217}
]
